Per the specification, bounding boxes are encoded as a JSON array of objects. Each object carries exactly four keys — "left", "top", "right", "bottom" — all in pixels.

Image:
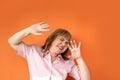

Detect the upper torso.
[{"left": 17, "top": 42, "right": 80, "bottom": 80}]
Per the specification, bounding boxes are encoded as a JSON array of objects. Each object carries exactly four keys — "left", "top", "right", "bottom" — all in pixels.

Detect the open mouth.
[{"left": 57, "top": 45, "right": 64, "bottom": 51}]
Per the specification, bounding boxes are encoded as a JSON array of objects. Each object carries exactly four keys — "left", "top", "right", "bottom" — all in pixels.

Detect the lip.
[{"left": 57, "top": 45, "right": 64, "bottom": 51}]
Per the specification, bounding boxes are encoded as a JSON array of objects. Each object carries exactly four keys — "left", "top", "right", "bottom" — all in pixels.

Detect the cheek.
[
  {"left": 51, "top": 40, "right": 59, "bottom": 46},
  {"left": 63, "top": 46, "right": 68, "bottom": 51}
]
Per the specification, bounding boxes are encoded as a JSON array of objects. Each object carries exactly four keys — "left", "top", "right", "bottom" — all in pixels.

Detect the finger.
[
  {"left": 38, "top": 22, "right": 45, "bottom": 25},
  {"left": 68, "top": 44, "right": 72, "bottom": 50},
  {"left": 70, "top": 40, "right": 75, "bottom": 48},
  {"left": 41, "top": 24, "right": 50, "bottom": 28},
  {"left": 78, "top": 42, "right": 81, "bottom": 48},
  {"left": 38, "top": 22, "right": 50, "bottom": 28},
  {"left": 40, "top": 28, "right": 50, "bottom": 32},
  {"left": 37, "top": 24, "right": 50, "bottom": 31},
  {"left": 73, "top": 40, "right": 77, "bottom": 48}
]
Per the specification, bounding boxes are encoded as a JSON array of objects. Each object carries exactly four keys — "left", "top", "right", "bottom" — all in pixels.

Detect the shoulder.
[
  {"left": 29, "top": 44, "right": 43, "bottom": 53},
  {"left": 20, "top": 42, "right": 43, "bottom": 53},
  {"left": 31, "top": 44, "right": 42, "bottom": 50}
]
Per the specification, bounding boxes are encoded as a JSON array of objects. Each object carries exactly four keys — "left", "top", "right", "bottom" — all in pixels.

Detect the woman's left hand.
[{"left": 68, "top": 40, "right": 82, "bottom": 60}]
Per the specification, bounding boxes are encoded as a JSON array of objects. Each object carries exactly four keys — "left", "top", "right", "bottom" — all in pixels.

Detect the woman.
[{"left": 8, "top": 22, "right": 90, "bottom": 80}]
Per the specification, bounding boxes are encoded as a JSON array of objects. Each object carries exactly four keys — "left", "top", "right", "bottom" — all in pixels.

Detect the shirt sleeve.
[
  {"left": 68, "top": 60, "right": 81, "bottom": 80},
  {"left": 16, "top": 42, "right": 33, "bottom": 58}
]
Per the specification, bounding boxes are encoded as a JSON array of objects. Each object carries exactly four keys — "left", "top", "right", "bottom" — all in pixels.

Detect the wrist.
[
  {"left": 75, "top": 56, "right": 82, "bottom": 60},
  {"left": 23, "top": 27, "right": 31, "bottom": 36},
  {"left": 27, "top": 26, "right": 34, "bottom": 33}
]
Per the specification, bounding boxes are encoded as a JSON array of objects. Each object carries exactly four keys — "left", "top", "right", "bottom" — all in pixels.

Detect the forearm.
[
  {"left": 8, "top": 22, "right": 49, "bottom": 51},
  {"left": 8, "top": 27, "right": 31, "bottom": 47},
  {"left": 76, "top": 57, "right": 90, "bottom": 80}
]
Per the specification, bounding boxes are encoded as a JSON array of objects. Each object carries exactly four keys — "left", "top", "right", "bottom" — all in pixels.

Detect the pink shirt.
[{"left": 17, "top": 42, "right": 80, "bottom": 80}]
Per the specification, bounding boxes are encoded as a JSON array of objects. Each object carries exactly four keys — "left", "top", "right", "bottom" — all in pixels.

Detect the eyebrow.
[{"left": 60, "top": 37, "right": 69, "bottom": 42}]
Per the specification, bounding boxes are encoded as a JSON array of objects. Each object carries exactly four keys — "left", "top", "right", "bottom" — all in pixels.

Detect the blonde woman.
[{"left": 8, "top": 22, "right": 90, "bottom": 80}]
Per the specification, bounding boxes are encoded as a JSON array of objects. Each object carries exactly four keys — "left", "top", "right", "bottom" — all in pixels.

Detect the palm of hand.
[
  {"left": 68, "top": 40, "right": 81, "bottom": 59},
  {"left": 29, "top": 22, "right": 50, "bottom": 35}
]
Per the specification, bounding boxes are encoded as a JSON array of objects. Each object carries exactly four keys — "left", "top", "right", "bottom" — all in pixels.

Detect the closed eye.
[
  {"left": 65, "top": 42, "right": 68, "bottom": 45},
  {"left": 58, "top": 37, "right": 69, "bottom": 45},
  {"left": 59, "top": 38, "right": 64, "bottom": 41}
]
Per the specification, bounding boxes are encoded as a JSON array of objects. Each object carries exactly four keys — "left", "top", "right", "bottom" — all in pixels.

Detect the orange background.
[{"left": 0, "top": 0, "right": 120, "bottom": 80}]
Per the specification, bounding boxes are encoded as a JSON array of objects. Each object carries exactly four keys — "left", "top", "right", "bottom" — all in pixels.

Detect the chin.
[
  {"left": 56, "top": 48, "right": 66, "bottom": 54},
  {"left": 56, "top": 51, "right": 63, "bottom": 55}
]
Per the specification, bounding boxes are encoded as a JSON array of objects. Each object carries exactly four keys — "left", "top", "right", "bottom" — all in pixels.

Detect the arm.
[
  {"left": 8, "top": 22, "right": 50, "bottom": 51},
  {"left": 76, "top": 57, "right": 90, "bottom": 80},
  {"left": 68, "top": 40, "right": 90, "bottom": 80}
]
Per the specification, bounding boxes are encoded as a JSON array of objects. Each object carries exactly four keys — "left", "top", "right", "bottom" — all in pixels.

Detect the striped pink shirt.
[{"left": 17, "top": 42, "right": 80, "bottom": 80}]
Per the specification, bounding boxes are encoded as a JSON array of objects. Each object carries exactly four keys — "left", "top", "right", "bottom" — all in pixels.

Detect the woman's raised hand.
[
  {"left": 68, "top": 40, "right": 82, "bottom": 60},
  {"left": 29, "top": 22, "right": 50, "bottom": 35}
]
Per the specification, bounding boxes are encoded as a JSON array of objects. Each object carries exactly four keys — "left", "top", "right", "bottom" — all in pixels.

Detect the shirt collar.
[{"left": 43, "top": 50, "right": 64, "bottom": 61}]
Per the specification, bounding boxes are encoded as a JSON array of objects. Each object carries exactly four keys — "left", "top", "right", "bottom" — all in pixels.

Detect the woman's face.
[{"left": 50, "top": 36, "right": 69, "bottom": 55}]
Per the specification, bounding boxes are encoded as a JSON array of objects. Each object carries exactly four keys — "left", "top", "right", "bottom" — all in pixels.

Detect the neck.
[{"left": 49, "top": 49, "right": 58, "bottom": 62}]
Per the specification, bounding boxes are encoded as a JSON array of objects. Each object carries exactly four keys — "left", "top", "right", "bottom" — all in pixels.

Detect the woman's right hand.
[{"left": 28, "top": 22, "right": 50, "bottom": 35}]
